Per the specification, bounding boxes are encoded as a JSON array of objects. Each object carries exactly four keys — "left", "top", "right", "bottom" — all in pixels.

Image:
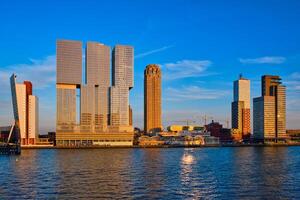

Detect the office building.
[
  {"left": 56, "top": 40, "right": 81, "bottom": 132},
  {"left": 110, "top": 45, "right": 134, "bottom": 131},
  {"left": 253, "top": 75, "right": 286, "bottom": 142},
  {"left": 86, "top": 42, "right": 110, "bottom": 131},
  {"left": 253, "top": 96, "right": 275, "bottom": 140},
  {"left": 10, "top": 74, "right": 39, "bottom": 145},
  {"left": 231, "top": 75, "right": 251, "bottom": 140},
  {"left": 144, "top": 64, "right": 162, "bottom": 133},
  {"left": 56, "top": 40, "right": 82, "bottom": 85},
  {"left": 56, "top": 40, "right": 134, "bottom": 146}
]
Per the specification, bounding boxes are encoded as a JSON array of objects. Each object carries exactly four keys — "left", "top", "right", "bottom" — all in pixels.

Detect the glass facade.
[{"left": 56, "top": 40, "right": 134, "bottom": 146}]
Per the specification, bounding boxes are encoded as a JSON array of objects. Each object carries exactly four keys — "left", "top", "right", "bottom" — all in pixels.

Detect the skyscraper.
[
  {"left": 56, "top": 40, "right": 82, "bottom": 132},
  {"left": 144, "top": 64, "right": 162, "bottom": 133},
  {"left": 10, "top": 74, "right": 39, "bottom": 145},
  {"left": 56, "top": 40, "right": 134, "bottom": 146},
  {"left": 253, "top": 96, "right": 275, "bottom": 140},
  {"left": 110, "top": 45, "right": 134, "bottom": 131},
  {"left": 231, "top": 75, "right": 251, "bottom": 140},
  {"left": 28, "top": 95, "right": 39, "bottom": 144},
  {"left": 56, "top": 40, "right": 82, "bottom": 85},
  {"left": 86, "top": 42, "right": 110, "bottom": 131},
  {"left": 253, "top": 75, "right": 286, "bottom": 142}
]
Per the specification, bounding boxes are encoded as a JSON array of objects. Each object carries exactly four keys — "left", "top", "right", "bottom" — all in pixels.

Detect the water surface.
[{"left": 0, "top": 147, "right": 299, "bottom": 199}]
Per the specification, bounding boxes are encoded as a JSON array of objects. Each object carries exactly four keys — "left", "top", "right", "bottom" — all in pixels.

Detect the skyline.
[{"left": 0, "top": 0, "right": 300, "bottom": 132}]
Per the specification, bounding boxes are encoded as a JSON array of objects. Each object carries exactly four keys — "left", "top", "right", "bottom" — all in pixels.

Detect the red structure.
[
  {"left": 205, "top": 120, "right": 232, "bottom": 143},
  {"left": 23, "top": 81, "right": 33, "bottom": 145},
  {"left": 242, "top": 108, "right": 251, "bottom": 140},
  {"left": 205, "top": 120, "right": 222, "bottom": 138}
]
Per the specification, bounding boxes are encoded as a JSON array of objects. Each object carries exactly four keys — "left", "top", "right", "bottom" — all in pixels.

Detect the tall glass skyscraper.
[
  {"left": 56, "top": 40, "right": 134, "bottom": 146},
  {"left": 110, "top": 45, "right": 134, "bottom": 131}
]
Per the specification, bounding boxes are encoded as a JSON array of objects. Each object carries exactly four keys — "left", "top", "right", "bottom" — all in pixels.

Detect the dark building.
[
  {"left": 0, "top": 126, "right": 11, "bottom": 142},
  {"left": 205, "top": 121, "right": 232, "bottom": 143},
  {"left": 0, "top": 126, "right": 20, "bottom": 144}
]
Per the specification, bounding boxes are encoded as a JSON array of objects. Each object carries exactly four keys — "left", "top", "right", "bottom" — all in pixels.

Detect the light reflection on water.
[{"left": 0, "top": 147, "right": 300, "bottom": 199}]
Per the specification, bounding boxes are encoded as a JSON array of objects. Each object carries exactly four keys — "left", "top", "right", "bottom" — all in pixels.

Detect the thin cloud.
[
  {"left": 290, "top": 72, "right": 300, "bottom": 79},
  {"left": 135, "top": 45, "right": 174, "bottom": 59},
  {"left": 162, "top": 60, "right": 215, "bottom": 80},
  {"left": 164, "top": 85, "right": 230, "bottom": 101},
  {"left": 0, "top": 55, "right": 56, "bottom": 90},
  {"left": 285, "top": 81, "right": 300, "bottom": 91},
  {"left": 239, "top": 56, "right": 286, "bottom": 64},
  {"left": 285, "top": 72, "right": 300, "bottom": 91}
]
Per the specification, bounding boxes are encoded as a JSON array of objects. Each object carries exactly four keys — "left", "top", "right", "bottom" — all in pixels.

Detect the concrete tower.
[{"left": 144, "top": 64, "right": 162, "bottom": 133}]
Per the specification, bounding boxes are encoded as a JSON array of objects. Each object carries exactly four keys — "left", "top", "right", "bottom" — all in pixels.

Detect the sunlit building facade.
[
  {"left": 10, "top": 74, "right": 39, "bottom": 145},
  {"left": 253, "top": 75, "right": 287, "bottom": 142},
  {"left": 56, "top": 40, "right": 134, "bottom": 146},
  {"left": 110, "top": 45, "right": 134, "bottom": 131},
  {"left": 28, "top": 95, "right": 39, "bottom": 144},
  {"left": 231, "top": 75, "right": 251, "bottom": 140},
  {"left": 253, "top": 96, "right": 275, "bottom": 140},
  {"left": 56, "top": 40, "right": 81, "bottom": 132},
  {"left": 86, "top": 42, "right": 110, "bottom": 131},
  {"left": 144, "top": 64, "right": 162, "bottom": 133}
]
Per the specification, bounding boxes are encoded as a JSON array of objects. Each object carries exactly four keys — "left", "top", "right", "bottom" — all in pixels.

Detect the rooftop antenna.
[{"left": 239, "top": 73, "right": 243, "bottom": 79}]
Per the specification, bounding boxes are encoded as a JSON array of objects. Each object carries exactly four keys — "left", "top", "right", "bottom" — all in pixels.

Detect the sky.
[{"left": 0, "top": 0, "right": 300, "bottom": 133}]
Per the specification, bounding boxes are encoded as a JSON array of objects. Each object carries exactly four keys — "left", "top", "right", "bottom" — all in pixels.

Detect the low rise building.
[
  {"left": 167, "top": 125, "right": 204, "bottom": 132},
  {"left": 205, "top": 121, "right": 233, "bottom": 143},
  {"left": 286, "top": 130, "right": 300, "bottom": 143}
]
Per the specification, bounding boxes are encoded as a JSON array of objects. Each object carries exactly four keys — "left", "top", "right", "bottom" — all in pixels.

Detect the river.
[{"left": 0, "top": 147, "right": 299, "bottom": 199}]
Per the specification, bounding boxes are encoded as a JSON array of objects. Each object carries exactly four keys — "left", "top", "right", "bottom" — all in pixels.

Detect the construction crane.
[
  {"left": 200, "top": 115, "right": 213, "bottom": 126},
  {"left": 217, "top": 117, "right": 230, "bottom": 128},
  {"left": 225, "top": 118, "right": 230, "bottom": 129}
]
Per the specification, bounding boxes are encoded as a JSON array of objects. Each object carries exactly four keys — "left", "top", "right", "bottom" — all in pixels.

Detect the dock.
[{"left": 0, "top": 143, "right": 21, "bottom": 155}]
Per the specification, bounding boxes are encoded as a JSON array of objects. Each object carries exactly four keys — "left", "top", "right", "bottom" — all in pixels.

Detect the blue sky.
[{"left": 0, "top": 0, "right": 300, "bottom": 133}]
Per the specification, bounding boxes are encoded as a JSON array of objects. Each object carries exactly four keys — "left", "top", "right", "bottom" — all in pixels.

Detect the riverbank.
[{"left": 20, "top": 143, "right": 300, "bottom": 149}]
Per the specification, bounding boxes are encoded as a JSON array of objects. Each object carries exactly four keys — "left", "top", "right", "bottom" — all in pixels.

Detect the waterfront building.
[
  {"left": 10, "top": 74, "right": 39, "bottom": 145},
  {"left": 86, "top": 42, "right": 110, "bottom": 131},
  {"left": 144, "top": 64, "right": 162, "bottom": 133},
  {"left": 253, "top": 75, "right": 287, "bottom": 142},
  {"left": 167, "top": 125, "right": 203, "bottom": 132},
  {"left": 286, "top": 130, "right": 300, "bottom": 143},
  {"left": 253, "top": 96, "right": 275, "bottom": 140},
  {"left": 56, "top": 40, "right": 134, "bottom": 146},
  {"left": 231, "top": 75, "right": 251, "bottom": 140},
  {"left": 205, "top": 120, "right": 232, "bottom": 143},
  {"left": 110, "top": 45, "right": 134, "bottom": 132},
  {"left": 56, "top": 40, "right": 81, "bottom": 132}
]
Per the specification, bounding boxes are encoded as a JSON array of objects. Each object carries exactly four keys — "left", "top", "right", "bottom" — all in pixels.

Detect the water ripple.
[{"left": 0, "top": 147, "right": 300, "bottom": 199}]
